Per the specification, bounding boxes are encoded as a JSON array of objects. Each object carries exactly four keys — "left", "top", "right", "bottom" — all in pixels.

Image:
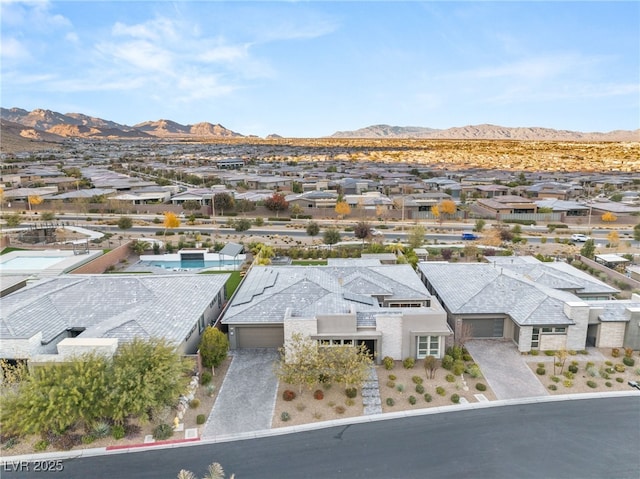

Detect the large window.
[{"left": 416, "top": 336, "right": 441, "bottom": 359}]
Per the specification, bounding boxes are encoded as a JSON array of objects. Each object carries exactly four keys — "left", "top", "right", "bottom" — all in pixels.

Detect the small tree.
[
  {"left": 214, "top": 193, "right": 235, "bottom": 216},
  {"left": 118, "top": 216, "right": 133, "bottom": 232},
  {"left": 234, "top": 218, "right": 251, "bottom": 232},
  {"left": 474, "top": 219, "right": 486, "bottom": 232},
  {"left": 423, "top": 355, "right": 438, "bottom": 379},
  {"left": 181, "top": 200, "right": 201, "bottom": 213},
  {"left": 634, "top": 223, "right": 640, "bottom": 242},
  {"left": 199, "top": 327, "right": 229, "bottom": 375},
  {"left": 4, "top": 212, "right": 22, "bottom": 227},
  {"left": 607, "top": 230, "right": 619, "bottom": 247},
  {"left": 430, "top": 205, "right": 440, "bottom": 223},
  {"left": 264, "top": 193, "right": 289, "bottom": 217},
  {"left": 580, "top": 239, "right": 596, "bottom": 259},
  {"left": 335, "top": 201, "right": 351, "bottom": 219},
  {"left": 131, "top": 240, "right": 150, "bottom": 255},
  {"left": 177, "top": 462, "right": 234, "bottom": 479},
  {"left": 276, "top": 333, "right": 321, "bottom": 394},
  {"left": 601, "top": 211, "right": 617, "bottom": 223},
  {"left": 554, "top": 349, "right": 568, "bottom": 375},
  {"left": 407, "top": 225, "right": 426, "bottom": 249},
  {"left": 306, "top": 221, "right": 320, "bottom": 237},
  {"left": 163, "top": 211, "right": 180, "bottom": 236},
  {"left": 439, "top": 200, "right": 456, "bottom": 221},
  {"left": 323, "top": 228, "right": 341, "bottom": 249},
  {"left": 354, "top": 221, "right": 371, "bottom": 246},
  {"left": 290, "top": 204, "right": 303, "bottom": 219}
]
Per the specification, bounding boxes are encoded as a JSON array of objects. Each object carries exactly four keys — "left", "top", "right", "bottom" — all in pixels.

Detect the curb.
[{"left": 2, "top": 390, "right": 638, "bottom": 465}]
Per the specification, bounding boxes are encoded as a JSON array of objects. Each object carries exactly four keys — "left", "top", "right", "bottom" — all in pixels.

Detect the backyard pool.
[{"left": 138, "top": 251, "right": 245, "bottom": 271}]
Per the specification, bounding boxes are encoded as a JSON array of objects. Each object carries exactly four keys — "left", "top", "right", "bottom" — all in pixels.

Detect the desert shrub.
[
  {"left": 622, "top": 357, "right": 635, "bottom": 367},
  {"left": 563, "top": 371, "right": 575, "bottom": 379},
  {"left": 568, "top": 350, "right": 577, "bottom": 356},
  {"left": 462, "top": 354, "right": 473, "bottom": 362},
  {"left": 124, "top": 423, "right": 142, "bottom": 439},
  {"left": 475, "top": 383, "right": 487, "bottom": 391},
  {"left": 312, "top": 411, "right": 323, "bottom": 420},
  {"left": 412, "top": 375, "right": 423, "bottom": 384},
  {"left": 328, "top": 401, "right": 336, "bottom": 407},
  {"left": 551, "top": 376, "right": 561, "bottom": 383},
  {"left": 624, "top": 347, "right": 634, "bottom": 358},
  {"left": 112, "top": 425, "right": 125, "bottom": 440},
  {"left": 408, "top": 395, "right": 417, "bottom": 405},
  {"left": 445, "top": 373, "right": 456, "bottom": 383},
  {"left": 436, "top": 386, "right": 445, "bottom": 396},
  {"left": 548, "top": 384, "right": 558, "bottom": 391},
  {"left": 530, "top": 350, "right": 539, "bottom": 356},
  {"left": 283, "top": 390, "right": 296, "bottom": 401},
  {"left": 396, "top": 384, "right": 405, "bottom": 392},
  {"left": 604, "top": 360, "right": 613, "bottom": 366},
  {"left": 568, "top": 365, "right": 579, "bottom": 374},
  {"left": 383, "top": 356, "right": 395, "bottom": 370},
  {"left": 537, "top": 362, "right": 545, "bottom": 368},
  {"left": 588, "top": 367, "right": 601, "bottom": 378},
  {"left": 451, "top": 394, "right": 460, "bottom": 404},
  {"left": 605, "top": 381, "right": 613, "bottom": 387},
  {"left": 563, "top": 379, "right": 573, "bottom": 388},
  {"left": 441, "top": 355, "right": 454, "bottom": 370},
  {"left": 415, "top": 384, "right": 425, "bottom": 394},
  {"left": 200, "top": 371, "right": 213, "bottom": 386},
  {"left": 345, "top": 387, "right": 358, "bottom": 398},
  {"left": 448, "top": 345, "right": 464, "bottom": 361},
  {"left": 189, "top": 398, "right": 200, "bottom": 409},
  {"left": 466, "top": 364, "right": 482, "bottom": 378},
  {"left": 206, "top": 384, "right": 216, "bottom": 397},
  {"left": 586, "top": 380, "right": 598, "bottom": 389},
  {"left": 34, "top": 440, "right": 49, "bottom": 451},
  {"left": 611, "top": 348, "right": 620, "bottom": 358},
  {"left": 53, "top": 433, "right": 82, "bottom": 451},
  {"left": 92, "top": 421, "right": 111, "bottom": 439},
  {"left": 81, "top": 434, "right": 95, "bottom": 445},
  {"left": 424, "top": 393, "right": 433, "bottom": 402},
  {"left": 388, "top": 374, "right": 397, "bottom": 381},
  {"left": 280, "top": 412, "right": 291, "bottom": 422},
  {"left": 334, "top": 405, "right": 346, "bottom": 414},
  {"left": 452, "top": 360, "right": 466, "bottom": 376},
  {"left": 616, "top": 377, "right": 624, "bottom": 383},
  {"left": 152, "top": 424, "right": 174, "bottom": 441},
  {"left": 296, "top": 403, "right": 306, "bottom": 412},
  {"left": 386, "top": 398, "right": 395, "bottom": 406},
  {"left": 386, "top": 380, "right": 396, "bottom": 388},
  {"left": 345, "top": 398, "right": 355, "bottom": 407},
  {"left": 614, "top": 364, "right": 626, "bottom": 373},
  {"left": 313, "top": 389, "right": 324, "bottom": 400},
  {"left": 403, "top": 357, "right": 416, "bottom": 369},
  {"left": 544, "top": 350, "right": 556, "bottom": 356},
  {"left": 536, "top": 367, "right": 546, "bottom": 375},
  {"left": 636, "top": 368, "right": 640, "bottom": 376}
]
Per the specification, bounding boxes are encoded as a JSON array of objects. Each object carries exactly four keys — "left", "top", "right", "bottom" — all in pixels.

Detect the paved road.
[
  {"left": 465, "top": 340, "right": 549, "bottom": 400},
  {"left": 5, "top": 397, "right": 638, "bottom": 479}
]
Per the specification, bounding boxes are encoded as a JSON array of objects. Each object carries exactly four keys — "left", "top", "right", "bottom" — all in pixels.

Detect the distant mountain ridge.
[
  {"left": 0, "top": 107, "right": 243, "bottom": 139},
  {"left": 331, "top": 123, "right": 639, "bottom": 141}
]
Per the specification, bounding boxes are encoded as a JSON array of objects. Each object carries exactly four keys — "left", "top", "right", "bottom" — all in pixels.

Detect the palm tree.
[
  {"left": 387, "top": 241, "right": 404, "bottom": 256},
  {"left": 176, "top": 462, "right": 233, "bottom": 479}
]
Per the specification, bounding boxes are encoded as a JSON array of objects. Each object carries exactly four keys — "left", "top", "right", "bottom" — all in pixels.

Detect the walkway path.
[
  {"left": 465, "top": 340, "right": 549, "bottom": 400},
  {"left": 202, "top": 349, "right": 279, "bottom": 439},
  {"left": 362, "top": 367, "right": 382, "bottom": 415}
]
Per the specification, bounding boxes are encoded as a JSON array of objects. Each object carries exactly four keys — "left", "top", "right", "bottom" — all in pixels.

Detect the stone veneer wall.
[{"left": 597, "top": 322, "right": 627, "bottom": 348}]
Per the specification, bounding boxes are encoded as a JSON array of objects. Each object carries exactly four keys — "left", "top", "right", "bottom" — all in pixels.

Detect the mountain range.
[{"left": 1, "top": 107, "right": 638, "bottom": 143}]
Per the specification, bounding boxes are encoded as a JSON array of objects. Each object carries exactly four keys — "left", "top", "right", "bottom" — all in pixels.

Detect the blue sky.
[{"left": 2, "top": 1, "right": 638, "bottom": 137}]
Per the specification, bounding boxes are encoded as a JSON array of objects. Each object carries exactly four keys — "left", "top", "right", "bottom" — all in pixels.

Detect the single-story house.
[
  {"left": 0, "top": 274, "right": 230, "bottom": 362},
  {"left": 221, "top": 261, "right": 452, "bottom": 362},
  {"left": 476, "top": 195, "right": 538, "bottom": 215},
  {"left": 418, "top": 259, "right": 639, "bottom": 351}
]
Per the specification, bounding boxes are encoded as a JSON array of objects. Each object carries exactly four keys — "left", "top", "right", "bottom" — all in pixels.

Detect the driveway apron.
[
  {"left": 465, "top": 340, "right": 549, "bottom": 400},
  {"left": 202, "top": 349, "right": 279, "bottom": 438}
]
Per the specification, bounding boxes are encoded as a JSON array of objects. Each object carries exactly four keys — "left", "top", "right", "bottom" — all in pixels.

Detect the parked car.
[
  {"left": 371, "top": 229, "right": 384, "bottom": 236},
  {"left": 571, "top": 234, "right": 590, "bottom": 242},
  {"left": 461, "top": 232, "right": 479, "bottom": 240}
]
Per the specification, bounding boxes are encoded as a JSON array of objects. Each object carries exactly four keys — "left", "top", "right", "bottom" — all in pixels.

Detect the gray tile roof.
[
  {"left": 0, "top": 274, "right": 229, "bottom": 346},
  {"left": 222, "top": 264, "right": 432, "bottom": 324},
  {"left": 590, "top": 300, "right": 640, "bottom": 322},
  {"left": 418, "top": 263, "right": 576, "bottom": 326}
]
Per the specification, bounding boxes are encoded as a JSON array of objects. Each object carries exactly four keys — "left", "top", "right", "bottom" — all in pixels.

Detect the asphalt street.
[{"left": 5, "top": 396, "right": 638, "bottom": 479}]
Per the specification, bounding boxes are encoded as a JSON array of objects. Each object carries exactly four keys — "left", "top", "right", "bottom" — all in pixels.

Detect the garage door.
[
  {"left": 236, "top": 326, "right": 284, "bottom": 349},
  {"left": 462, "top": 319, "right": 504, "bottom": 338}
]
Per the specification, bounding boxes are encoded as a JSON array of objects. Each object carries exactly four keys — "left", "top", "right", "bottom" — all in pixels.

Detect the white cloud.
[
  {"left": 96, "top": 39, "right": 174, "bottom": 73},
  {"left": 0, "top": 37, "right": 30, "bottom": 59}
]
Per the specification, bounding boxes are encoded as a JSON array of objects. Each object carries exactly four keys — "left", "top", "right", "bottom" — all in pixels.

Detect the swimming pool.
[
  {"left": 139, "top": 259, "right": 243, "bottom": 270},
  {"left": 138, "top": 251, "right": 245, "bottom": 271},
  {"left": 0, "top": 256, "right": 69, "bottom": 270}
]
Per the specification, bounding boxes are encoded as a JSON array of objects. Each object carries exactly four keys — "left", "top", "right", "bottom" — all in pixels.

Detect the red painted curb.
[{"left": 106, "top": 437, "right": 200, "bottom": 451}]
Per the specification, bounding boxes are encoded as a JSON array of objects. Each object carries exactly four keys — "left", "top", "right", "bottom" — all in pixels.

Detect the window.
[
  {"left": 531, "top": 328, "right": 540, "bottom": 349},
  {"left": 541, "top": 327, "right": 567, "bottom": 335},
  {"left": 416, "top": 336, "right": 441, "bottom": 359},
  {"left": 198, "top": 314, "right": 206, "bottom": 333}
]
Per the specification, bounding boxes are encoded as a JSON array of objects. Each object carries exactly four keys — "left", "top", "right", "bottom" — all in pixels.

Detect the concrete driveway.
[
  {"left": 202, "top": 349, "right": 279, "bottom": 439},
  {"left": 465, "top": 339, "right": 549, "bottom": 400}
]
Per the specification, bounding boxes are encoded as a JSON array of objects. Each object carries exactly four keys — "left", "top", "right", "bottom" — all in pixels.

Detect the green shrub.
[
  {"left": 578, "top": 350, "right": 588, "bottom": 355},
  {"left": 568, "top": 350, "right": 577, "bottom": 356},
  {"left": 196, "top": 414, "right": 206, "bottom": 425},
  {"left": 152, "top": 424, "right": 174, "bottom": 441},
  {"left": 445, "top": 373, "right": 456, "bottom": 382},
  {"left": 92, "top": 421, "right": 111, "bottom": 439},
  {"left": 604, "top": 360, "right": 613, "bottom": 366},
  {"left": 296, "top": 403, "right": 307, "bottom": 412},
  {"left": 34, "top": 439, "right": 49, "bottom": 451},
  {"left": 424, "top": 393, "right": 433, "bottom": 403},
  {"left": 451, "top": 394, "right": 460, "bottom": 404},
  {"left": 81, "top": 434, "right": 95, "bottom": 445},
  {"left": 544, "top": 350, "right": 556, "bottom": 357},
  {"left": 548, "top": 384, "right": 558, "bottom": 391},
  {"left": 466, "top": 364, "right": 482, "bottom": 378},
  {"left": 551, "top": 375, "right": 561, "bottom": 383},
  {"left": 449, "top": 345, "right": 464, "bottom": 361},
  {"left": 614, "top": 364, "right": 626, "bottom": 373},
  {"left": 475, "top": 383, "right": 487, "bottom": 391},
  {"left": 441, "top": 355, "right": 454, "bottom": 370},
  {"left": 345, "top": 398, "right": 355, "bottom": 407},
  {"left": 283, "top": 390, "right": 296, "bottom": 401},
  {"left": 112, "top": 425, "right": 125, "bottom": 440},
  {"left": 345, "top": 387, "right": 358, "bottom": 398},
  {"left": 411, "top": 375, "right": 423, "bottom": 384},
  {"left": 383, "top": 356, "right": 395, "bottom": 370},
  {"left": 563, "top": 379, "right": 573, "bottom": 388},
  {"left": 611, "top": 348, "right": 620, "bottom": 358},
  {"left": 462, "top": 354, "right": 473, "bottom": 362},
  {"left": 622, "top": 357, "right": 635, "bottom": 367},
  {"left": 530, "top": 350, "right": 539, "bottom": 356},
  {"left": 616, "top": 377, "right": 624, "bottom": 383},
  {"left": 396, "top": 384, "right": 405, "bottom": 392},
  {"left": 563, "top": 371, "right": 574, "bottom": 380},
  {"left": 415, "top": 384, "right": 425, "bottom": 394},
  {"left": 403, "top": 357, "right": 416, "bottom": 369},
  {"left": 536, "top": 367, "right": 546, "bottom": 375},
  {"left": 452, "top": 360, "right": 466, "bottom": 376},
  {"left": 436, "top": 386, "right": 445, "bottom": 396},
  {"left": 388, "top": 374, "right": 397, "bottom": 381},
  {"left": 408, "top": 395, "right": 417, "bottom": 405},
  {"left": 605, "top": 381, "right": 613, "bottom": 387},
  {"left": 386, "top": 380, "right": 396, "bottom": 388},
  {"left": 200, "top": 371, "right": 213, "bottom": 386},
  {"left": 280, "top": 412, "right": 291, "bottom": 422},
  {"left": 386, "top": 398, "right": 395, "bottom": 406},
  {"left": 189, "top": 398, "right": 200, "bottom": 409},
  {"left": 586, "top": 380, "right": 597, "bottom": 388},
  {"left": 568, "top": 365, "right": 579, "bottom": 374}
]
